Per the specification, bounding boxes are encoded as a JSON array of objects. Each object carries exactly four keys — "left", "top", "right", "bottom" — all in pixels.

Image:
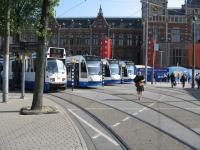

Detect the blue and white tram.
[
  {"left": 124, "top": 61, "right": 136, "bottom": 83},
  {"left": 66, "top": 55, "right": 102, "bottom": 87},
  {"left": 25, "top": 47, "right": 67, "bottom": 92},
  {"left": 101, "top": 59, "right": 121, "bottom": 85},
  {"left": 119, "top": 61, "right": 135, "bottom": 83}
]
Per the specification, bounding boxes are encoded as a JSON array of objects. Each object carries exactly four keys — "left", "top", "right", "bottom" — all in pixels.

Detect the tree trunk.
[
  {"left": 31, "top": 0, "right": 50, "bottom": 110},
  {"left": 2, "top": 0, "right": 11, "bottom": 102}
]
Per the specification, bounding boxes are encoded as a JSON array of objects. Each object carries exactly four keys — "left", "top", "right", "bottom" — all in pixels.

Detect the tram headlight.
[{"left": 89, "top": 76, "right": 93, "bottom": 81}]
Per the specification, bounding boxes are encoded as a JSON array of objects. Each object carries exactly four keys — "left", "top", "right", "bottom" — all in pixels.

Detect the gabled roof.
[
  {"left": 56, "top": 17, "right": 142, "bottom": 29},
  {"left": 168, "top": 8, "right": 185, "bottom": 16},
  {"left": 55, "top": 6, "right": 142, "bottom": 29}
]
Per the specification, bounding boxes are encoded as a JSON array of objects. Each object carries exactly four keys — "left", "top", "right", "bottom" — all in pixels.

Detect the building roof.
[
  {"left": 187, "top": 0, "right": 200, "bottom": 8},
  {"left": 168, "top": 8, "right": 185, "bottom": 16},
  {"left": 56, "top": 17, "right": 142, "bottom": 29}
]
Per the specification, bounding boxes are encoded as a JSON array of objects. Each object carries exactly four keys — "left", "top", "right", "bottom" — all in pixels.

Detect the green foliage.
[{"left": 0, "top": 0, "right": 60, "bottom": 36}]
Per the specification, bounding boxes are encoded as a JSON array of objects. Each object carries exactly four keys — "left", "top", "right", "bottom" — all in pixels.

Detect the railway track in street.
[
  {"left": 94, "top": 85, "right": 200, "bottom": 137},
  {"left": 45, "top": 86, "right": 199, "bottom": 150},
  {"left": 46, "top": 93, "right": 130, "bottom": 150}
]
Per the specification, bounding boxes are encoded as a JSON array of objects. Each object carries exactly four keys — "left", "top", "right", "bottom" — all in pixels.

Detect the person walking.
[
  {"left": 134, "top": 72, "right": 145, "bottom": 100},
  {"left": 195, "top": 73, "right": 200, "bottom": 89},
  {"left": 180, "top": 74, "right": 187, "bottom": 88},
  {"left": 170, "top": 72, "right": 176, "bottom": 88}
]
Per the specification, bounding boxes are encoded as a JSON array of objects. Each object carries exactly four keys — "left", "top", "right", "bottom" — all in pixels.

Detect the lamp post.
[
  {"left": 89, "top": 25, "right": 92, "bottom": 55},
  {"left": 145, "top": 0, "right": 149, "bottom": 84},
  {"left": 160, "top": 51, "right": 164, "bottom": 67}
]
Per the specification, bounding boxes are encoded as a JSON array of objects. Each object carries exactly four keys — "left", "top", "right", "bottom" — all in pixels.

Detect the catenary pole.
[
  {"left": 145, "top": 0, "right": 148, "bottom": 84},
  {"left": 192, "top": 10, "right": 196, "bottom": 88}
]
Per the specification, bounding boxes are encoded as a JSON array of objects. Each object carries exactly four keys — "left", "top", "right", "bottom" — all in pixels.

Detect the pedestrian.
[
  {"left": 134, "top": 72, "right": 145, "bottom": 100},
  {"left": 195, "top": 73, "right": 200, "bottom": 89},
  {"left": 177, "top": 73, "right": 180, "bottom": 84},
  {"left": 170, "top": 72, "right": 176, "bottom": 88},
  {"left": 167, "top": 73, "right": 170, "bottom": 82},
  {"left": 180, "top": 74, "right": 187, "bottom": 88},
  {"left": 153, "top": 73, "right": 156, "bottom": 84}
]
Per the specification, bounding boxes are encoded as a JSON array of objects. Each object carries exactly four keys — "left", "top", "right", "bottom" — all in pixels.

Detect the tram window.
[{"left": 81, "top": 61, "right": 87, "bottom": 78}]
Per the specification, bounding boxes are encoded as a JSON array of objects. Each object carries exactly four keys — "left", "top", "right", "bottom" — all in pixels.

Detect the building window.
[
  {"left": 85, "top": 34, "right": 90, "bottom": 45},
  {"left": 127, "top": 34, "right": 132, "bottom": 46},
  {"left": 195, "top": 24, "right": 200, "bottom": 43},
  {"left": 119, "top": 34, "right": 124, "bottom": 46},
  {"left": 172, "top": 48, "right": 182, "bottom": 65},
  {"left": 171, "top": 29, "right": 180, "bottom": 42},
  {"left": 93, "top": 34, "right": 98, "bottom": 46}
]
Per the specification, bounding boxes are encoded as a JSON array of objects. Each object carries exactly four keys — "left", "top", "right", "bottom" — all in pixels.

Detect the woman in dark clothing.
[
  {"left": 134, "top": 72, "right": 145, "bottom": 100},
  {"left": 180, "top": 74, "right": 187, "bottom": 88},
  {"left": 170, "top": 72, "right": 176, "bottom": 88}
]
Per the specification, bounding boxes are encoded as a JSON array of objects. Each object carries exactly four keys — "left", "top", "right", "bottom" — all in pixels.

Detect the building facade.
[
  {"left": 141, "top": 0, "right": 200, "bottom": 68},
  {"left": 47, "top": 7, "right": 143, "bottom": 64}
]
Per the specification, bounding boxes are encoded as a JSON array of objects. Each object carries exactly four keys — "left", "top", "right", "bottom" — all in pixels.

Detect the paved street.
[
  {"left": 0, "top": 82, "right": 200, "bottom": 150},
  {"left": 0, "top": 93, "right": 87, "bottom": 150},
  {"left": 50, "top": 82, "right": 200, "bottom": 150}
]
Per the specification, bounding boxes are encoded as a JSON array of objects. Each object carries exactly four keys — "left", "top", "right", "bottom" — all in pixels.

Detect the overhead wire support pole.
[
  {"left": 145, "top": 0, "right": 148, "bottom": 84},
  {"left": 192, "top": 10, "right": 196, "bottom": 89}
]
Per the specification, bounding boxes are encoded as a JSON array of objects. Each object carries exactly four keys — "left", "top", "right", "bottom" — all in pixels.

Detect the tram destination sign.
[
  {"left": 84, "top": 56, "right": 101, "bottom": 61},
  {"left": 49, "top": 47, "right": 64, "bottom": 58},
  {"left": 108, "top": 59, "right": 119, "bottom": 64}
]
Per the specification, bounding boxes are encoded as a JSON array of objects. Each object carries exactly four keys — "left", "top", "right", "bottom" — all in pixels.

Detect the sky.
[{"left": 55, "top": 0, "right": 185, "bottom": 18}]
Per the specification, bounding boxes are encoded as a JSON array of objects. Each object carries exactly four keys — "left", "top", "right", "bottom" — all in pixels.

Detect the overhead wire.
[
  {"left": 57, "top": 0, "right": 87, "bottom": 17},
  {"left": 56, "top": 0, "right": 187, "bottom": 18},
  {"left": 141, "top": 0, "right": 187, "bottom": 16}
]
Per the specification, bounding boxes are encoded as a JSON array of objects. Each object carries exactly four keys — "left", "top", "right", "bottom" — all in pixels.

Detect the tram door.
[
  {"left": 121, "top": 66, "right": 127, "bottom": 77},
  {"left": 104, "top": 64, "right": 110, "bottom": 77},
  {"left": 74, "top": 63, "right": 79, "bottom": 87}
]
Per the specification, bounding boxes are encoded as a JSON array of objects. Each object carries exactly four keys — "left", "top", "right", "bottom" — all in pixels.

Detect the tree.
[
  {"left": 30, "top": 0, "right": 59, "bottom": 111},
  {"left": 31, "top": 0, "right": 50, "bottom": 110},
  {"left": 0, "top": 0, "right": 59, "bottom": 104}
]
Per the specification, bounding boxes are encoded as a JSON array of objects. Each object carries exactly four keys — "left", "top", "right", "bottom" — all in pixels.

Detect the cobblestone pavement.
[{"left": 0, "top": 93, "right": 88, "bottom": 150}]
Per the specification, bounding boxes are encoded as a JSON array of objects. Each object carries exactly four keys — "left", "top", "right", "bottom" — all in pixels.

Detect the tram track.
[
  {"left": 45, "top": 93, "right": 130, "bottom": 150},
  {"left": 46, "top": 91, "right": 197, "bottom": 150},
  {"left": 108, "top": 84, "right": 200, "bottom": 115},
  {"left": 94, "top": 86, "right": 200, "bottom": 137},
  {"left": 146, "top": 86, "right": 200, "bottom": 107}
]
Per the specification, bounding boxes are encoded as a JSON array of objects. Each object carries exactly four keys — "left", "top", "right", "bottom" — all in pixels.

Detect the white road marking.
[
  {"left": 92, "top": 133, "right": 101, "bottom": 139},
  {"left": 139, "top": 107, "right": 147, "bottom": 112},
  {"left": 122, "top": 117, "right": 130, "bottom": 121},
  {"left": 68, "top": 109, "right": 119, "bottom": 146},
  {"left": 158, "top": 96, "right": 166, "bottom": 101},
  {"left": 132, "top": 112, "right": 138, "bottom": 115},
  {"left": 148, "top": 102, "right": 156, "bottom": 107},
  {"left": 85, "top": 107, "right": 113, "bottom": 110},
  {"left": 112, "top": 122, "right": 120, "bottom": 127}
]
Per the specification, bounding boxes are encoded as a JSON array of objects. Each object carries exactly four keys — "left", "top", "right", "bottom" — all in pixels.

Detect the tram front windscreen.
[
  {"left": 87, "top": 61, "right": 101, "bottom": 75},
  {"left": 110, "top": 64, "right": 119, "bottom": 75}
]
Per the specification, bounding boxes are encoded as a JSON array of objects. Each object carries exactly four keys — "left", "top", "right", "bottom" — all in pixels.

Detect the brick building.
[
  {"left": 6, "top": 1, "right": 200, "bottom": 68},
  {"left": 141, "top": 0, "right": 200, "bottom": 68},
  {"left": 47, "top": 7, "right": 143, "bottom": 64}
]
